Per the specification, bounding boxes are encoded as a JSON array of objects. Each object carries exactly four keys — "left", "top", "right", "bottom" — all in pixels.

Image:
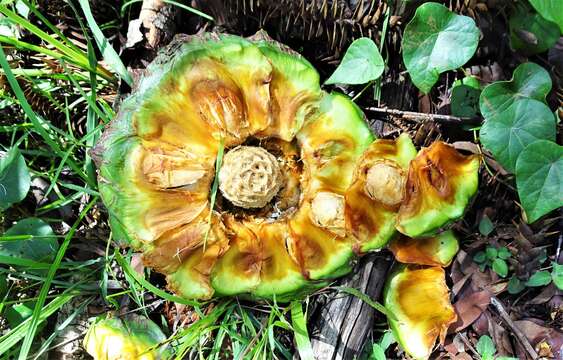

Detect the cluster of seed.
[{"left": 218, "top": 146, "right": 283, "bottom": 208}]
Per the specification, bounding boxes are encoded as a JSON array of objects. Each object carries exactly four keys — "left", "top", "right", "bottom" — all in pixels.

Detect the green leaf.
[
  {"left": 5, "top": 303, "right": 33, "bottom": 328},
  {"left": 507, "top": 276, "right": 526, "bottom": 294},
  {"left": 473, "top": 251, "right": 487, "bottom": 263},
  {"left": 479, "top": 62, "right": 552, "bottom": 121},
  {"left": 1, "top": 218, "right": 59, "bottom": 263},
  {"left": 290, "top": 301, "right": 314, "bottom": 360},
  {"left": 480, "top": 99, "right": 556, "bottom": 172},
  {"left": 325, "top": 38, "right": 384, "bottom": 85},
  {"left": 451, "top": 76, "right": 481, "bottom": 118},
  {"left": 497, "top": 247, "right": 511, "bottom": 260},
  {"left": 402, "top": 2, "right": 479, "bottom": 93},
  {"left": 476, "top": 335, "right": 496, "bottom": 359},
  {"left": 369, "top": 343, "right": 386, "bottom": 360},
  {"left": 529, "top": 0, "right": 563, "bottom": 33},
  {"left": 526, "top": 270, "right": 552, "bottom": 287},
  {"left": 0, "top": 293, "right": 74, "bottom": 357},
  {"left": 76, "top": 0, "right": 133, "bottom": 86},
  {"left": 509, "top": 3, "right": 560, "bottom": 55},
  {"left": 552, "top": 263, "right": 563, "bottom": 290},
  {"left": 492, "top": 258, "right": 508, "bottom": 277},
  {"left": 478, "top": 215, "right": 494, "bottom": 236},
  {"left": 515, "top": 141, "right": 562, "bottom": 223},
  {"left": 378, "top": 331, "right": 395, "bottom": 351},
  {"left": 486, "top": 246, "right": 498, "bottom": 260},
  {"left": 0, "top": 147, "right": 30, "bottom": 209}
]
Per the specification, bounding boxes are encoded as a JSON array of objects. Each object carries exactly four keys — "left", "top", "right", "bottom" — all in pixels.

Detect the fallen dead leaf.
[
  {"left": 514, "top": 319, "right": 563, "bottom": 359},
  {"left": 449, "top": 289, "right": 492, "bottom": 332}
]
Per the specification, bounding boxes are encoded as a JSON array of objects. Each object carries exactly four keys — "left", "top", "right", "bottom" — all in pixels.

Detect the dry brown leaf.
[
  {"left": 449, "top": 290, "right": 492, "bottom": 332},
  {"left": 514, "top": 319, "right": 563, "bottom": 359}
]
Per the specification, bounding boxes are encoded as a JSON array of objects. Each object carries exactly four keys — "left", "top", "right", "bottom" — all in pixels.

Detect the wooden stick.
[
  {"left": 364, "top": 107, "right": 481, "bottom": 124},
  {"left": 310, "top": 253, "right": 392, "bottom": 359},
  {"left": 490, "top": 296, "right": 539, "bottom": 359}
]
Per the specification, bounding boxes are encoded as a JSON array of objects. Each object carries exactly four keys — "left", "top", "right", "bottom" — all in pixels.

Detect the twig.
[
  {"left": 365, "top": 107, "right": 481, "bottom": 124},
  {"left": 458, "top": 332, "right": 481, "bottom": 360},
  {"left": 489, "top": 296, "right": 539, "bottom": 359}
]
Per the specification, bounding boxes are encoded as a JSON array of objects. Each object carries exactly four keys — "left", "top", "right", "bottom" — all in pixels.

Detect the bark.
[
  {"left": 139, "top": 0, "right": 178, "bottom": 49},
  {"left": 309, "top": 252, "right": 393, "bottom": 359}
]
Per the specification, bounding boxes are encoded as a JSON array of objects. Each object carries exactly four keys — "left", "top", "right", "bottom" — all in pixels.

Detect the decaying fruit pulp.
[
  {"left": 83, "top": 314, "right": 169, "bottom": 360},
  {"left": 384, "top": 266, "right": 457, "bottom": 360},
  {"left": 92, "top": 32, "right": 479, "bottom": 307}
]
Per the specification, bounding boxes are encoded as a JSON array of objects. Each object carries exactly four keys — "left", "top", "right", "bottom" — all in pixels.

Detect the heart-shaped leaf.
[
  {"left": 480, "top": 99, "right": 556, "bottom": 172},
  {"left": 479, "top": 62, "right": 552, "bottom": 120},
  {"left": 515, "top": 140, "right": 562, "bottom": 223},
  {"left": 402, "top": 2, "right": 479, "bottom": 94},
  {"left": 0, "top": 147, "right": 30, "bottom": 210},
  {"left": 552, "top": 262, "right": 563, "bottom": 290},
  {"left": 451, "top": 76, "right": 481, "bottom": 118},
  {"left": 529, "top": 0, "right": 563, "bottom": 33},
  {"left": 509, "top": 3, "right": 560, "bottom": 55},
  {"left": 1, "top": 218, "right": 59, "bottom": 263},
  {"left": 325, "top": 37, "right": 384, "bottom": 85}
]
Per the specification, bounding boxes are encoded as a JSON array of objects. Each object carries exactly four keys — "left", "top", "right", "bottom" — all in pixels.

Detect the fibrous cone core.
[
  {"left": 364, "top": 161, "right": 406, "bottom": 206},
  {"left": 218, "top": 146, "right": 283, "bottom": 209}
]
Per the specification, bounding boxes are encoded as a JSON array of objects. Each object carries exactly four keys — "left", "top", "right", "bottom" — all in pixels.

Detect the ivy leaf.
[
  {"left": 402, "top": 2, "right": 479, "bottom": 94},
  {"left": 507, "top": 276, "right": 526, "bottom": 294},
  {"left": 0, "top": 147, "right": 31, "bottom": 210},
  {"left": 497, "top": 247, "right": 511, "bottom": 260},
  {"left": 476, "top": 335, "right": 496, "bottom": 360},
  {"left": 451, "top": 76, "right": 481, "bottom": 118},
  {"left": 552, "top": 263, "right": 563, "bottom": 290},
  {"left": 325, "top": 38, "right": 384, "bottom": 85},
  {"left": 515, "top": 140, "right": 562, "bottom": 223},
  {"left": 473, "top": 251, "right": 486, "bottom": 264},
  {"left": 480, "top": 98, "right": 556, "bottom": 173},
  {"left": 509, "top": 3, "right": 560, "bottom": 55},
  {"left": 486, "top": 246, "right": 498, "bottom": 260},
  {"left": 478, "top": 215, "right": 494, "bottom": 236},
  {"left": 479, "top": 62, "right": 552, "bottom": 121},
  {"left": 0, "top": 218, "right": 59, "bottom": 263},
  {"left": 529, "top": 0, "right": 563, "bottom": 33},
  {"left": 492, "top": 258, "right": 508, "bottom": 278},
  {"left": 525, "top": 270, "right": 552, "bottom": 287}
]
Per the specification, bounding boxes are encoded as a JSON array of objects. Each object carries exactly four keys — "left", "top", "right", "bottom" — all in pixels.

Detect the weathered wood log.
[
  {"left": 309, "top": 252, "right": 393, "bottom": 359},
  {"left": 139, "top": 0, "right": 178, "bottom": 49}
]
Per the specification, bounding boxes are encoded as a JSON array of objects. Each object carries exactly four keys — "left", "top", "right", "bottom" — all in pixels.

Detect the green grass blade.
[
  {"left": 334, "top": 286, "right": 397, "bottom": 320},
  {"left": 162, "top": 0, "right": 214, "bottom": 20},
  {"left": 17, "top": 198, "right": 97, "bottom": 360},
  {"left": 290, "top": 301, "right": 314, "bottom": 360},
  {"left": 120, "top": 0, "right": 213, "bottom": 21},
  {"left": 76, "top": 0, "right": 133, "bottom": 86},
  {"left": 0, "top": 46, "right": 95, "bottom": 188},
  {"left": 0, "top": 293, "right": 74, "bottom": 356},
  {"left": 20, "top": 0, "right": 84, "bottom": 55},
  {"left": 113, "top": 250, "right": 201, "bottom": 307},
  {"left": 0, "top": 5, "right": 93, "bottom": 72}
]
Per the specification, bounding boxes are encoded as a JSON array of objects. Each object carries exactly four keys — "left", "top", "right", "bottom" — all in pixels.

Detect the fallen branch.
[
  {"left": 365, "top": 107, "right": 481, "bottom": 125},
  {"left": 490, "top": 296, "right": 539, "bottom": 359}
]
